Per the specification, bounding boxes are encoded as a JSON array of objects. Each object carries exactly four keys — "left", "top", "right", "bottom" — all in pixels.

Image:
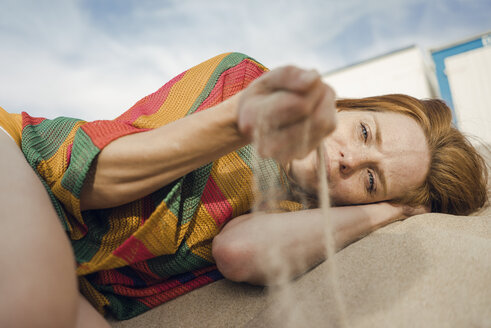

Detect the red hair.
[{"left": 336, "top": 94, "right": 489, "bottom": 215}]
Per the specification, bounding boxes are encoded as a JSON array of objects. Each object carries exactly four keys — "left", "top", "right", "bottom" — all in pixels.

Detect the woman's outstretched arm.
[
  {"left": 80, "top": 94, "right": 246, "bottom": 210},
  {"left": 80, "top": 66, "right": 336, "bottom": 211},
  {"left": 212, "top": 203, "right": 423, "bottom": 285}
]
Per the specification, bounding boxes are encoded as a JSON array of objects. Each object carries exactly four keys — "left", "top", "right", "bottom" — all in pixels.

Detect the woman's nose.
[{"left": 339, "top": 150, "right": 364, "bottom": 174}]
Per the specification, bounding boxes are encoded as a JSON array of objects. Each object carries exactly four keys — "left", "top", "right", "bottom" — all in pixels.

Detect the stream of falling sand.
[
  {"left": 316, "top": 144, "right": 349, "bottom": 328},
  {"left": 251, "top": 109, "right": 349, "bottom": 327}
]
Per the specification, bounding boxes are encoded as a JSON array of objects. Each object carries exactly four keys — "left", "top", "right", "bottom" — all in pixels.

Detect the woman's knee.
[
  {"left": 0, "top": 274, "right": 79, "bottom": 328},
  {"left": 0, "top": 222, "right": 79, "bottom": 328},
  {"left": 0, "top": 200, "right": 80, "bottom": 327}
]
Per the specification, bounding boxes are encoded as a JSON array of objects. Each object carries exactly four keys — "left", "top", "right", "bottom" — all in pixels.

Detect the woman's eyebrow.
[{"left": 372, "top": 115, "right": 388, "bottom": 196}]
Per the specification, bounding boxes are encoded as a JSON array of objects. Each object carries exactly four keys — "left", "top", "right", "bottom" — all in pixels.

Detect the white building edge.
[{"left": 322, "top": 32, "right": 491, "bottom": 144}]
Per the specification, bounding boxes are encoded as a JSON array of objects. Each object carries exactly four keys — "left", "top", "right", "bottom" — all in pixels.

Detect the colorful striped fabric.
[{"left": 2, "top": 53, "right": 301, "bottom": 320}]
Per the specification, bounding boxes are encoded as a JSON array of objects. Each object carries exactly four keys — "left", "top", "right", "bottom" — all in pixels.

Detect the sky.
[{"left": 0, "top": 0, "right": 489, "bottom": 120}]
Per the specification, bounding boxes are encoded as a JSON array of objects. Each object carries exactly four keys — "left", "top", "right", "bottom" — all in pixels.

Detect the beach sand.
[{"left": 110, "top": 148, "right": 491, "bottom": 328}]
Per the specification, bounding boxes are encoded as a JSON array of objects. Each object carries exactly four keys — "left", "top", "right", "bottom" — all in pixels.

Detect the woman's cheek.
[
  {"left": 330, "top": 179, "right": 364, "bottom": 205},
  {"left": 328, "top": 181, "right": 348, "bottom": 205}
]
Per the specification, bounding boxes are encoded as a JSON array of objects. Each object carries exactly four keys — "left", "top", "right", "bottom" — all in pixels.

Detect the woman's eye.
[
  {"left": 367, "top": 170, "right": 375, "bottom": 193},
  {"left": 360, "top": 123, "right": 368, "bottom": 142}
]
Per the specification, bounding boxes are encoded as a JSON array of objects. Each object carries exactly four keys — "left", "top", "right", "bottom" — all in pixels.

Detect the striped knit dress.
[{"left": 0, "top": 53, "right": 301, "bottom": 320}]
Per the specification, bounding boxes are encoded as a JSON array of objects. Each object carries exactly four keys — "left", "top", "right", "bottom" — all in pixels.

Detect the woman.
[{"left": 0, "top": 53, "right": 487, "bottom": 327}]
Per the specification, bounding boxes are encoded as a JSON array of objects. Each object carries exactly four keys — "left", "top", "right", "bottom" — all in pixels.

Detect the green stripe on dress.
[
  {"left": 146, "top": 241, "right": 213, "bottom": 277},
  {"left": 186, "top": 52, "right": 251, "bottom": 116},
  {"left": 60, "top": 128, "right": 101, "bottom": 197},
  {"left": 21, "top": 117, "right": 80, "bottom": 161},
  {"left": 71, "top": 209, "right": 112, "bottom": 264}
]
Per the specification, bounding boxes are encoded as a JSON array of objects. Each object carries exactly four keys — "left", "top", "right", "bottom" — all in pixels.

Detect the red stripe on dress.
[
  {"left": 80, "top": 120, "right": 148, "bottom": 149},
  {"left": 21, "top": 113, "right": 46, "bottom": 129},
  {"left": 115, "top": 72, "right": 186, "bottom": 124},
  {"left": 113, "top": 235, "right": 156, "bottom": 264},
  {"left": 111, "top": 278, "right": 181, "bottom": 299},
  {"left": 195, "top": 59, "right": 266, "bottom": 113},
  {"left": 111, "top": 265, "right": 217, "bottom": 299},
  {"left": 93, "top": 269, "right": 135, "bottom": 286},
  {"left": 201, "top": 177, "right": 233, "bottom": 227}
]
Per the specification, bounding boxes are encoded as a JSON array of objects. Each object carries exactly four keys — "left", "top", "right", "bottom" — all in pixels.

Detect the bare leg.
[
  {"left": 76, "top": 294, "right": 111, "bottom": 328},
  {"left": 0, "top": 132, "right": 78, "bottom": 328}
]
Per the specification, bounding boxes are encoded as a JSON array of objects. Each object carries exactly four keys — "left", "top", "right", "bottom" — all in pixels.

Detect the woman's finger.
[
  {"left": 257, "top": 79, "right": 326, "bottom": 128},
  {"left": 237, "top": 65, "right": 333, "bottom": 152},
  {"left": 259, "top": 66, "right": 322, "bottom": 93},
  {"left": 238, "top": 74, "right": 325, "bottom": 140},
  {"left": 255, "top": 83, "right": 338, "bottom": 163}
]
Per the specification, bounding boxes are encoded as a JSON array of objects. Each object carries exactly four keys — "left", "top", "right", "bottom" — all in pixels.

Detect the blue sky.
[{"left": 1, "top": 0, "right": 489, "bottom": 120}]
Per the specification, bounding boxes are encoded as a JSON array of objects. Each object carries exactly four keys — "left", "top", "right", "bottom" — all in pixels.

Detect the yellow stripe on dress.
[
  {"left": 186, "top": 203, "right": 220, "bottom": 262},
  {"left": 0, "top": 107, "right": 22, "bottom": 147},
  {"left": 132, "top": 53, "right": 230, "bottom": 128},
  {"left": 211, "top": 151, "right": 254, "bottom": 218},
  {"left": 133, "top": 201, "right": 191, "bottom": 257}
]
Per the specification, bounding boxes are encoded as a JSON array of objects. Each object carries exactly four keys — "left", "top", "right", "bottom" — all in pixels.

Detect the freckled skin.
[{"left": 289, "top": 110, "right": 431, "bottom": 205}]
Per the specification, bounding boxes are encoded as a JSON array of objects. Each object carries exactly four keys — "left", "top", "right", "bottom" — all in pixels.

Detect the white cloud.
[{"left": 0, "top": 0, "right": 489, "bottom": 120}]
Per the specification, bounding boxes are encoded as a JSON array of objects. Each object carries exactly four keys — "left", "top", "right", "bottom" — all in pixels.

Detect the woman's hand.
[
  {"left": 360, "top": 202, "right": 430, "bottom": 234},
  {"left": 376, "top": 202, "right": 430, "bottom": 227},
  {"left": 397, "top": 203, "right": 431, "bottom": 219},
  {"left": 237, "top": 66, "right": 337, "bottom": 163}
]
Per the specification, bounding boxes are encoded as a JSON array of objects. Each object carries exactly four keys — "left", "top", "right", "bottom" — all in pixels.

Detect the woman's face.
[{"left": 288, "top": 110, "right": 431, "bottom": 205}]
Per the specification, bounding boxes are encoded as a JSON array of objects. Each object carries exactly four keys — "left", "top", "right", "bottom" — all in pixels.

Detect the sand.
[
  {"left": 110, "top": 146, "right": 491, "bottom": 327},
  {"left": 109, "top": 205, "right": 491, "bottom": 328}
]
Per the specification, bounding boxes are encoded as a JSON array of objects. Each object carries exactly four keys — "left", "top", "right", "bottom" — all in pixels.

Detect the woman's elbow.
[{"left": 212, "top": 234, "right": 261, "bottom": 284}]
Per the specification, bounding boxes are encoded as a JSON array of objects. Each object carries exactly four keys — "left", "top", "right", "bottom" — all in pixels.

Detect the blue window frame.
[{"left": 431, "top": 33, "right": 491, "bottom": 126}]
